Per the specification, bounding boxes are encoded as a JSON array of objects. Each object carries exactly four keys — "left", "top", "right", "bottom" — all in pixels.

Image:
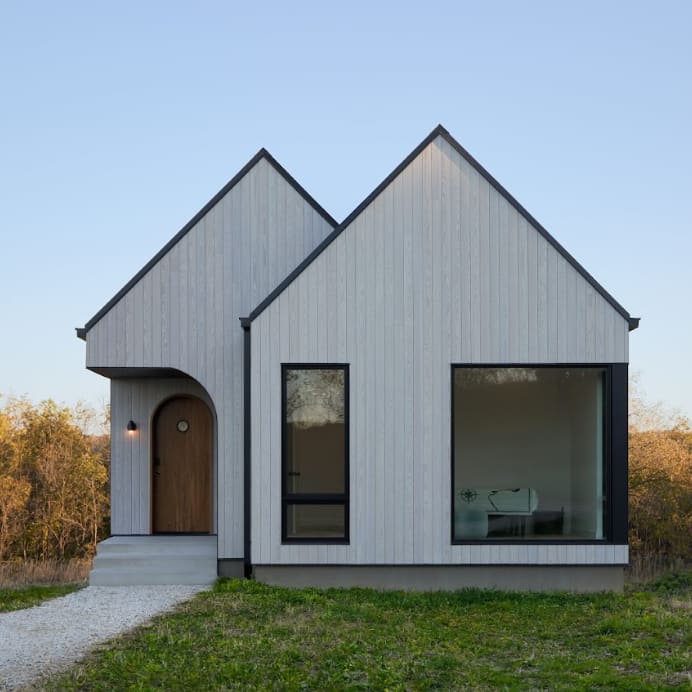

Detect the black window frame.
[
  {"left": 450, "top": 363, "right": 628, "bottom": 546},
  {"left": 281, "top": 363, "right": 350, "bottom": 544}
]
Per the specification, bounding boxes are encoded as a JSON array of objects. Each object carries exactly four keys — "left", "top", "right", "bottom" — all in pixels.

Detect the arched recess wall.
[{"left": 110, "top": 377, "right": 218, "bottom": 535}]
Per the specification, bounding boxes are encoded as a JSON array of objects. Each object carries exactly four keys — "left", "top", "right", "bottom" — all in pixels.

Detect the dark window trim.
[
  {"left": 609, "top": 364, "right": 629, "bottom": 543},
  {"left": 282, "top": 495, "right": 347, "bottom": 504},
  {"left": 281, "top": 363, "right": 350, "bottom": 545},
  {"left": 450, "top": 363, "right": 627, "bottom": 546}
]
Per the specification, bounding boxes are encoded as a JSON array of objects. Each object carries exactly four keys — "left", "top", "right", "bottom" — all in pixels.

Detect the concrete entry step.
[{"left": 90, "top": 535, "right": 218, "bottom": 586}]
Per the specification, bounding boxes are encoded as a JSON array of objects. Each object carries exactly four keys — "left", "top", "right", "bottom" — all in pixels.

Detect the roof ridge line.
[
  {"left": 247, "top": 124, "right": 446, "bottom": 320},
  {"left": 248, "top": 125, "right": 637, "bottom": 329},
  {"left": 258, "top": 149, "right": 338, "bottom": 227}
]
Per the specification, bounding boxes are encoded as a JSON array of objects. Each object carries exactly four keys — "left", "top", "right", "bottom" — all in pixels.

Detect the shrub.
[
  {"left": 0, "top": 397, "right": 109, "bottom": 561},
  {"left": 628, "top": 383, "right": 692, "bottom": 575}
]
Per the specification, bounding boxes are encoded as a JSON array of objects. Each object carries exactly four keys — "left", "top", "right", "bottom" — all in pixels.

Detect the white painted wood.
[
  {"left": 251, "top": 135, "right": 630, "bottom": 566},
  {"left": 87, "top": 158, "right": 335, "bottom": 556}
]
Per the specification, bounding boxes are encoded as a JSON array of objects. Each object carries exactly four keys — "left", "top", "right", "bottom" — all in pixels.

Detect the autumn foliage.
[
  {"left": 628, "top": 385, "right": 692, "bottom": 572},
  {"left": 0, "top": 398, "right": 109, "bottom": 561}
]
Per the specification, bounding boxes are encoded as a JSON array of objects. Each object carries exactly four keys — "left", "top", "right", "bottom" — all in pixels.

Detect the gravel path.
[{"left": 0, "top": 585, "right": 208, "bottom": 690}]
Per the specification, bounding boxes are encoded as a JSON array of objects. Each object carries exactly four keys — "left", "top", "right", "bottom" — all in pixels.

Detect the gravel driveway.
[{"left": 0, "top": 585, "right": 207, "bottom": 690}]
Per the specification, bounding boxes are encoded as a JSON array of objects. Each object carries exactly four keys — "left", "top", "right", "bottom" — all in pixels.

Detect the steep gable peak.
[
  {"left": 248, "top": 125, "right": 638, "bottom": 330},
  {"left": 78, "top": 148, "right": 337, "bottom": 336}
]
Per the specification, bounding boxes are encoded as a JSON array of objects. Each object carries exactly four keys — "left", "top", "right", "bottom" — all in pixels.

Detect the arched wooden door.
[{"left": 152, "top": 396, "right": 212, "bottom": 533}]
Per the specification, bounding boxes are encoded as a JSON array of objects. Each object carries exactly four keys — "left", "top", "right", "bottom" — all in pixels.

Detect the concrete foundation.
[
  {"left": 218, "top": 559, "right": 245, "bottom": 578},
  {"left": 253, "top": 565, "right": 625, "bottom": 593},
  {"left": 89, "top": 535, "right": 218, "bottom": 585}
]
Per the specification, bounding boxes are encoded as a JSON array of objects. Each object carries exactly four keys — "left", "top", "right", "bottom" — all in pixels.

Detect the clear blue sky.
[{"left": 1, "top": 1, "right": 690, "bottom": 418}]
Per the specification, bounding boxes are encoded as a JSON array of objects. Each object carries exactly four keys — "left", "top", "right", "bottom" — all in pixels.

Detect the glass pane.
[
  {"left": 285, "top": 368, "right": 345, "bottom": 494},
  {"left": 285, "top": 504, "right": 346, "bottom": 539},
  {"left": 453, "top": 367, "right": 605, "bottom": 541}
]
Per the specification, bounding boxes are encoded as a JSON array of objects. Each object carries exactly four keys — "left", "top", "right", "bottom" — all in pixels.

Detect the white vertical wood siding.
[
  {"left": 251, "top": 136, "right": 629, "bottom": 566},
  {"left": 110, "top": 378, "right": 215, "bottom": 535},
  {"left": 86, "top": 158, "right": 334, "bottom": 555}
]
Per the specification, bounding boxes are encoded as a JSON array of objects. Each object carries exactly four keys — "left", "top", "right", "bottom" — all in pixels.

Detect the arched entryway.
[{"left": 152, "top": 396, "right": 213, "bottom": 533}]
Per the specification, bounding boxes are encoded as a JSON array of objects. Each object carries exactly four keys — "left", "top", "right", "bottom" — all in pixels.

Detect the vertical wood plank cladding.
[
  {"left": 109, "top": 381, "right": 126, "bottom": 534},
  {"left": 115, "top": 300, "right": 125, "bottom": 365},
  {"left": 86, "top": 158, "right": 334, "bottom": 555},
  {"left": 151, "top": 265, "right": 161, "bottom": 364},
  {"left": 469, "top": 166, "right": 482, "bottom": 361},
  {"left": 517, "top": 218, "right": 530, "bottom": 360},
  {"left": 252, "top": 136, "right": 630, "bottom": 566}
]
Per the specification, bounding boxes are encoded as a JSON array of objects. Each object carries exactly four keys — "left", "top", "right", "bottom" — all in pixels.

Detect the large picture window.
[
  {"left": 282, "top": 365, "right": 349, "bottom": 543},
  {"left": 452, "top": 366, "right": 607, "bottom": 542}
]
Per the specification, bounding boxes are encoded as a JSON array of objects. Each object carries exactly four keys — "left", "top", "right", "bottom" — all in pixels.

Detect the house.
[{"left": 77, "top": 125, "right": 638, "bottom": 591}]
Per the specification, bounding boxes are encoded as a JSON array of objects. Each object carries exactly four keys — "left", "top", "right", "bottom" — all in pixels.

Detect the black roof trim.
[
  {"left": 434, "top": 127, "right": 634, "bottom": 325},
  {"left": 87, "top": 366, "right": 189, "bottom": 379},
  {"left": 248, "top": 125, "right": 636, "bottom": 329},
  {"left": 76, "top": 327, "right": 86, "bottom": 341},
  {"left": 248, "top": 126, "right": 443, "bottom": 320},
  {"left": 628, "top": 317, "right": 640, "bottom": 331},
  {"left": 80, "top": 149, "right": 337, "bottom": 334}
]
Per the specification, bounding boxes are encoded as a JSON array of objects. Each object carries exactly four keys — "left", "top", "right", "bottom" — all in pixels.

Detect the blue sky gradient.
[{"left": 1, "top": 1, "right": 690, "bottom": 417}]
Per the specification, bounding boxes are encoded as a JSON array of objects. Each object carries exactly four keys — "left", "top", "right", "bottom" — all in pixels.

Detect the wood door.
[{"left": 153, "top": 396, "right": 212, "bottom": 533}]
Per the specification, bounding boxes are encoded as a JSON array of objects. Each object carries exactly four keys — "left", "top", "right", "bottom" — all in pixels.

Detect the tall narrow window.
[
  {"left": 452, "top": 366, "right": 607, "bottom": 542},
  {"left": 282, "top": 365, "right": 349, "bottom": 543}
]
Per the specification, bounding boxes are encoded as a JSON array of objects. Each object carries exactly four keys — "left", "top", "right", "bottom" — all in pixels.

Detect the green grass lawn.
[
  {"left": 0, "top": 584, "right": 81, "bottom": 612},
  {"left": 46, "top": 575, "right": 690, "bottom": 690}
]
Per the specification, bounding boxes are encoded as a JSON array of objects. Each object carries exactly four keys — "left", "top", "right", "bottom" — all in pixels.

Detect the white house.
[{"left": 78, "top": 126, "right": 638, "bottom": 591}]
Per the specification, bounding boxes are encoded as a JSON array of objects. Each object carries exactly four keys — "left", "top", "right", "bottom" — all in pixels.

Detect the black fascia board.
[
  {"left": 78, "top": 149, "right": 337, "bottom": 336},
  {"left": 434, "top": 127, "right": 636, "bottom": 328},
  {"left": 248, "top": 124, "right": 637, "bottom": 329}
]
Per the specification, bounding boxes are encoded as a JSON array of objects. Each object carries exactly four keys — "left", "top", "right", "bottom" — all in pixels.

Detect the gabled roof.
[
  {"left": 77, "top": 149, "right": 337, "bottom": 338},
  {"left": 246, "top": 125, "right": 639, "bottom": 331}
]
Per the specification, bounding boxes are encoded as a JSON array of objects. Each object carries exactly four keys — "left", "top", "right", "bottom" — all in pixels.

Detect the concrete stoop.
[{"left": 89, "top": 535, "right": 218, "bottom": 586}]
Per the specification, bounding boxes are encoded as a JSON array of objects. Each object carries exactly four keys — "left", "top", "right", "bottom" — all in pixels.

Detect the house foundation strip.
[
  {"left": 253, "top": 565, "right": 625, "bottom": 593},
  {"left": 218, "top": 559, "right": 245, "bottom": 578}
]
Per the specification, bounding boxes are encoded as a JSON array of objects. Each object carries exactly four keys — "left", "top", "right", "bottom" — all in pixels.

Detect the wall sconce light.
[{"left": 127, "top": 420, "right": 138, "bottom": 434}]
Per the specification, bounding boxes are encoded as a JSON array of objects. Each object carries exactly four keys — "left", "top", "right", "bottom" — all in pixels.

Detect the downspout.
[{"left": 240, "top": 317, "right": 252, "bottom": 578}]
